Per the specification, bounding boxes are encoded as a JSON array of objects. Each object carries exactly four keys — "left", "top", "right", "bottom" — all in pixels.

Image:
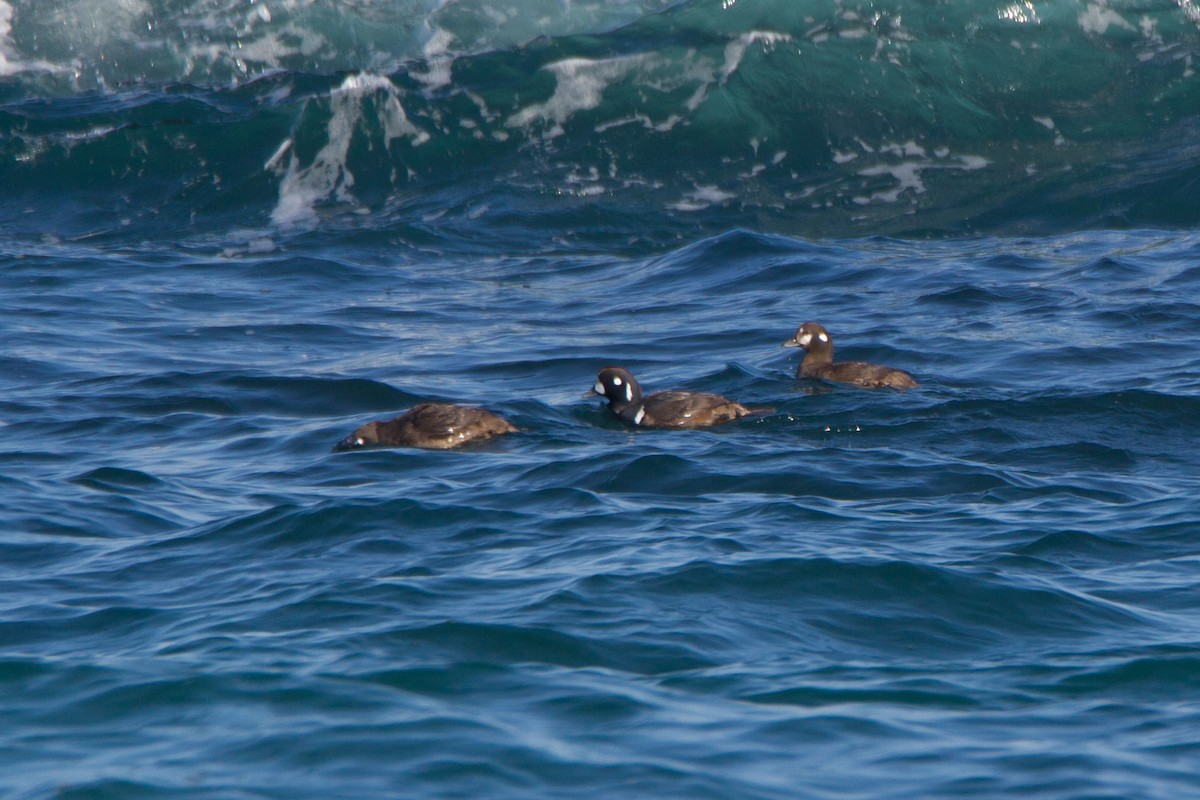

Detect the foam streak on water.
[{"left": 270, "top": 72, "right": 429, "bottom": 226}]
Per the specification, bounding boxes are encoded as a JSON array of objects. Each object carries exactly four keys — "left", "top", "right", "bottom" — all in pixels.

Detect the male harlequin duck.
[
  {"left": 334, "top": 403, "right": 517, "bottom": 451},
  {"left": 588, "top": 367, "right": 761, "bottom": 428},
  {"left": 782, "top": 322, "right": 918, "bottom": 389}
]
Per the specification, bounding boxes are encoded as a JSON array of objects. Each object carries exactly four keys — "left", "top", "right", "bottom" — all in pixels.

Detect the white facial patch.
[
  {"left": 818, "top": 332, "right": 829, "bottom": 343},
  {"left": 633, "top": 407, "right": 645, "bottom": 425},
  {"left": 594, "top": 381, "right": 605, "bottom": 395},
  {"left": 624, "top": 383, "right": 633, "bottom": 402},
  {"left": 798, "top": 332, "right": 812, "bottom": 346},
  {"left": 612, "top": 376, "right": 622, "bottom": 386}
]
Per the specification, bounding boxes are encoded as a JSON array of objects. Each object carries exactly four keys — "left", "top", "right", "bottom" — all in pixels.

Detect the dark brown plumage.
[
  {"left": 782, "top": 322, "right": 918, "bottom": 389},
  {"left": 588, "top": 366, "right": 761, "bottom": 428},
  {"left": 334, "top": 403, "right": 517, "bottom": 451}
]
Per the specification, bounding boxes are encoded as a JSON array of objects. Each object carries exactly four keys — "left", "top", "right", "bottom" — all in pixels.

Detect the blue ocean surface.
[{"left": 3, "top": 1, "right": 1200, "bottom": 798}]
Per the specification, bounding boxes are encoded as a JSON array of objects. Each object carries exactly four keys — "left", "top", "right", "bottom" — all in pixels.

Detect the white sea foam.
[
  {"left": 855, "top": 163, "right": 928, "bottom": 204},
  {"left": 1032, "top": 116, "right": 1067, "bottom": 145},
  {"left": 271, "top": 73, "right": 427, "bottom": 226},
  {"left": 670, "top": 184, "right": 736, "bottom": 212},
  {"left": 1078, "top": 1, "right": 1137, "bottom": 34},
  {"left": 413, "top": 26, "right": 456, "bottom": 90},
  {"left": 1180, "top": 0, "right": 1200, "bottom": 26},
  {"left": 506, "top": 55, "right": 646, "bottom": 137},
  {"left": 854, "top": 153, "right": 990, "bottom": 204},
  {"left": 0, "top": 1, "right": 13, "bottom": 75},
  {"left": 721, "top": 31, "right": 791, "bottom": 83},
  {"left": 0, "top": 1, "right": 62, "bottom": 76},
  {"left": 881, "top": 141, "right": 928, "bottom": 158}
]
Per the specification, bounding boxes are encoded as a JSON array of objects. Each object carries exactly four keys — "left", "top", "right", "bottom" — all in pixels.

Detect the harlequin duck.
[
  {"left": 334, "top": 403, "right": 517, "bottom": 451},
  {"left": 782, "top": 322, "right": 918, "bottom": 389},
  {"left": 588, "top": 367, "right": 761, "bottom": 428}
]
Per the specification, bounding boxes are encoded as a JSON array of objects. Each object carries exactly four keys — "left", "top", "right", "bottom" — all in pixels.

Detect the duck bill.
[
  {"left": 781, "top": 337, "right": 801, "bottom": 348},
  {"left": 333, "top": 435, "right": 359, "bottom": 452}
]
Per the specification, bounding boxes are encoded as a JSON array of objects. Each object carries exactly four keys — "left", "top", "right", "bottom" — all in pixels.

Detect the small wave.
[
  {"left": 630, "top": 556, "right": 1151, "bottom": 656},
  {"left": 69, "top": 466, "right": 164, "bottom": 491}
]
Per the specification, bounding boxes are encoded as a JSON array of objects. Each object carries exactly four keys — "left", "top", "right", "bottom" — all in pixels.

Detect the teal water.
[
  {"left": 4, "top": 0, "right": 1200, "bottom": 242},
  {"left": 3, "top": 2, "right": 1200, "bottom": 798}
]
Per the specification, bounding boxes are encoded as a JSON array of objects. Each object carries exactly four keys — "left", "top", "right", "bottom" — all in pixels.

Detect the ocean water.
[{"left": 3, "top": 1, "right": 1200, "bottom": 798}]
